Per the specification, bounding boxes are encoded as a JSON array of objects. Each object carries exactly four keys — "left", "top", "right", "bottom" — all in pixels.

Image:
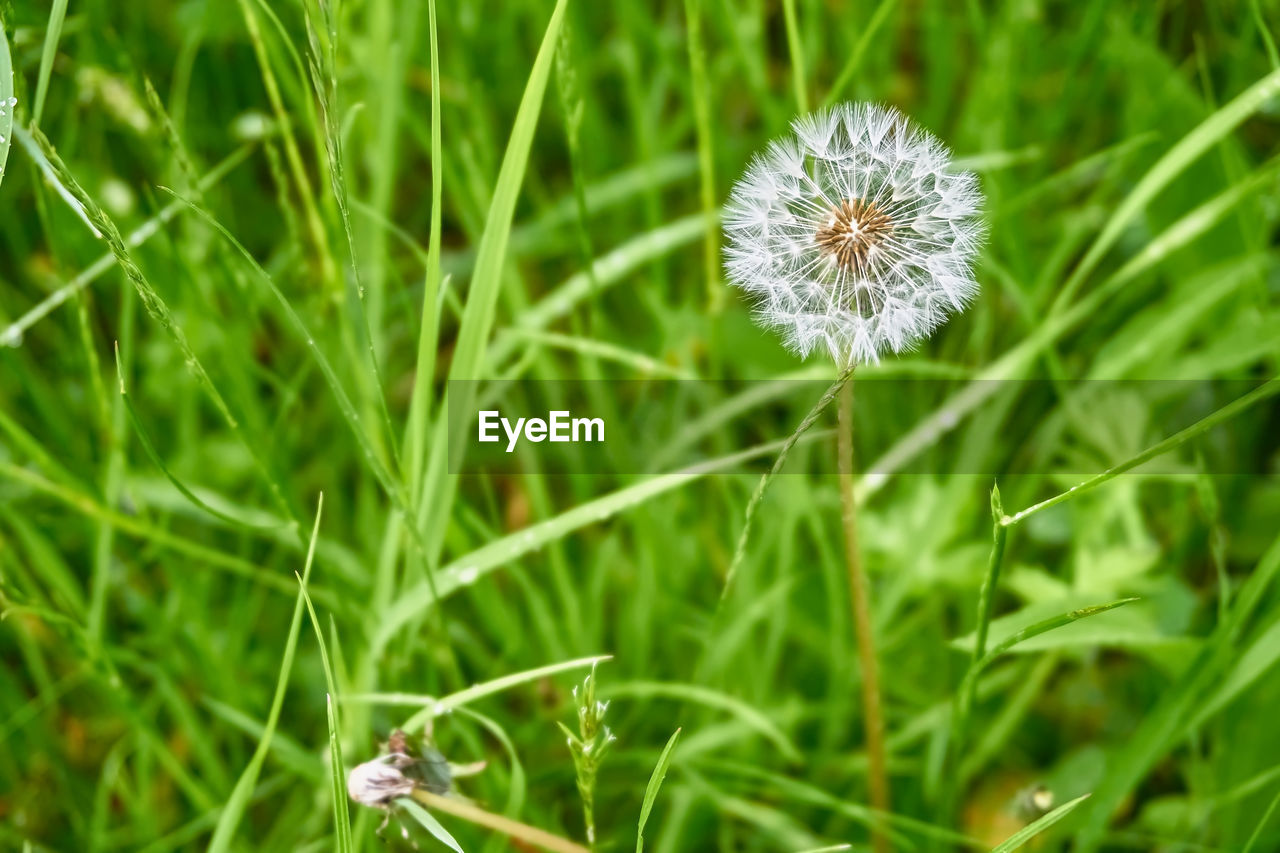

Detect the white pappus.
[{"left": 723, "top": 102, "right": 985, "bottom": 366}]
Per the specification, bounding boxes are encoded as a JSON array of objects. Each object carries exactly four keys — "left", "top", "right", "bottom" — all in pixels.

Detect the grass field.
[{"left": 3, "top": 1, "right": 1280, "bottom": 851}]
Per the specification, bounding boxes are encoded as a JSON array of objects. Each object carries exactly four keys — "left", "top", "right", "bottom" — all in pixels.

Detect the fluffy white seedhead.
[
  {"left": 347, "top": 755, "right": 416, "bottom": 807},
  {"left": 723, "top": 103, "right": 985, "bottom": 365}
]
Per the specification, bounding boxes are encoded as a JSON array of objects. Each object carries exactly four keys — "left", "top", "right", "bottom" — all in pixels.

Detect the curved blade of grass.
[
  {"left": 113, "top": 343, "right": 284, "bottom": 531},
  {"left": 207, "top": 495, "right": 323, "bottom": 853},
  {"left": 952, "top": 599, "right": 1138, "bottom": 764},
  {"left": 167, "top": 193, "right": 419, "bottom": 540},
  {"left": 343, "top": 655, "right": 610, "bottom": 729},
  {"left": 0, "top": 145, "right": 252, "bottom": 346},
  {"left": 710, "top": 759, "right": 981, "bottom": 848},
  {"left": 989, "top": 794, "right": 1090, "bottom": 853},
  {"left": 487, "top": 213, "right": 709, "bottom": 368},
  {"left": 31, "top": 0, "right": 68, "bottom": 125},
  {"left": 637, "top": 728, "right": 681, "bottom": 853},
  {"left": 233, "top": 0, "right": 335, "bottom": 289},
  {"left": 1053, "top": 66, "right": 1280, "bottom": 310},
  {"left": 16, "top": 126, "right": 301, "bottom": 527},
  {"left": 722, "top": 369, "right": 850, "bottom": 602},
  {"left": 448, "top": 0, "right": 569, "bottom": 384},
  {"left": 298, "top": 574, "right": 351, "bottom": 853},
  {"left": 1004, "top": 378, "right": 1280, "bottom": 525},
  {"left": 419, "top": 0, "right": 570, "bottom": 568},
  {"left": 604, "top": 682, "right": 800, "bottom": 762},
  {"left": 823, "top": 0, "right": 897, "bottom": 106},
  {"left": 372, "top": 430, "right": 835, "bottom": 652},
  {"left": 398, "top": 797, "right": 465, "bottom": 853},
  {"left": 0, "top": 12, "right": 13, "bottom": 190},
  {"left": 505, "top": 329, "right": 697, "bottom": 378},
  {"left": 0, "top": 460, "right": 336, "bottom": 604},
  {"left": 11, "top": 125, "right": 100, "bottom": 236}
]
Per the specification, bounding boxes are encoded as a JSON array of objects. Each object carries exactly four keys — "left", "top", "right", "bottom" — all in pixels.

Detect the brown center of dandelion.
[{"left": 814, "top": 198, "right": 894, "bottom": 275}]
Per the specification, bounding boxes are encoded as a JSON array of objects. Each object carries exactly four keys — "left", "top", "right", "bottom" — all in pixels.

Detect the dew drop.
[
  {"left": 455, "top": 565, "right": 479, "bottom": 586},
  {"left": 6, "top": 97, "right": 15, "bottom": 108}
]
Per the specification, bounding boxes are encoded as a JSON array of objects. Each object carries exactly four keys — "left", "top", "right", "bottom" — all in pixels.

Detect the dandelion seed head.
[
  {"left": 724, "top": 103, "right": 985, "bottom": 366},
  {"left": 347, "top": 756, "right": 416, "bottom": 807}
]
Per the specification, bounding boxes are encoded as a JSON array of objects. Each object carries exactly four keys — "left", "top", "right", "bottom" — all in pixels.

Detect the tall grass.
[{"left": 2, "top": 2, "right": 1280, "bottom": 852}]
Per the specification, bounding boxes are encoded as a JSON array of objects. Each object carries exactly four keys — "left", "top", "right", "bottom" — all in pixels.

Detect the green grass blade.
[
  {"left": 406, "top": 0, "right": 445, "bottom": 500},
  {"left": 233, "top": 0, "right": 336, "bottom": 290},
  {"left": 113, "top": 343, "right": 283, "bottom": 531},
  {"left": 326, "top": 696, "right": 352, "bottom": 853},
  {"left": 447, "top": 0, "right": 570, "bottom": 384},
  {"left": 1074, "top": 532, "right": 1280, "bottom": 850},
  {"left": 989, "top": 793, "right": 1090, "bottom": 852},
  {"left": 0, "top": 11, "right": 13, "bottom": 190},
  {"left": 507, "top": 329, "right": 697, "bottom": 378},
  {"left": 1053, "top": 66, "right": 1280, "bottom": 310},
  {"left": 637, "top": 728, "right": 681, "bottom": 853},
  {"left": 298, "top": 570, "right": 351, "bottom": 852},
  {"left": 781, "top": 0, "right": 808, "bottom": 111},
  {"left": 722, "top": 370, "right": 849, "bottom": 602},
  {"left": 343, "top": 654, "right": 610, "bottom": 729},
  {"left": 0, "top": 461, "right": 321, "bottom": 602},
  {"left": 604, "top": 682, "right": 800, "bottom": 761},
  {"left": 207, "top": 494, "right": 324, "bottom": 853},
  {"left": 32, "top": 0, "right": 68, "bottom": 125},
  {"left": 487, "top": 213, "right": 709, "bottom": 368},
  {"left": 15, "top": 125, "right": 300, "bottom": 526},
  {"left": 953, "top": 600, "right": 1138, "bottom": 759},
  {"left": 168, "top": 194, "right": 417, "bottom": 535},
  {"left": 823, "top": 0, "right": 897, "bottom": 106},
  {"left": 1005, "top": 379, "right": 1280, "bottom": 525},
  {"left": 0, "top": 144, "right": 252, "bottom": 346},
  {"left": 396, "top": 797, "right": 465, "bottom": 853},
  {"left": 419, "top": 0, "right": 570, "bottom": 567},
  {"left": 300, "top": 0, "right": 402, "bottom": 477},
  {"left": 1243, "top": 785, "right": 1280, "bottom": 853},
  {"left": 682, "top": 0, "right": 720, "bottom": 311}
]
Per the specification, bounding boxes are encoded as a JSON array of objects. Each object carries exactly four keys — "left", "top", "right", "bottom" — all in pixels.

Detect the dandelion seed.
[
  {"left": 347, "top": 756, "right": 417, "bottom": 807},
  {"left": 724, "top": 103, "right": 985, "bottom": 366}
]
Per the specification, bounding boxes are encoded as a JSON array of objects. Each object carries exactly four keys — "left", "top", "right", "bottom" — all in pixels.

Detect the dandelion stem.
[
  {"left": 408, "top": 789, "right": 590, "bottom": 853},
  {"left": 837, "top": 374, "right": 890, "bottom": 853}
]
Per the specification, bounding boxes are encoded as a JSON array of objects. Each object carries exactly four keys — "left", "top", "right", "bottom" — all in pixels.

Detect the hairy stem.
[{"left": 837, "top": 375, "right": 890, "bottom": 853}]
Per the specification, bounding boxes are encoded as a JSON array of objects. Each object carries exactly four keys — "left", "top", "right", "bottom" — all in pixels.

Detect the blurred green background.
[{"left": 2, "top": 0, "right": 1280, "bottom": 851}]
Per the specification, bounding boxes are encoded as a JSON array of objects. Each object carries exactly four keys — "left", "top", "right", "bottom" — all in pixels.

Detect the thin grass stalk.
[
  {"left": 682, "top": 0, "right": 720, "bottom": 312},
  {"left": 836, "top": 374, "right": 889, "bottom": 853},
  {"left": 233, "top": 0, "right": 337, "bottom": 291},
  {"left": 406, "top": 789, "right": 589, "bottom": 853}
]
